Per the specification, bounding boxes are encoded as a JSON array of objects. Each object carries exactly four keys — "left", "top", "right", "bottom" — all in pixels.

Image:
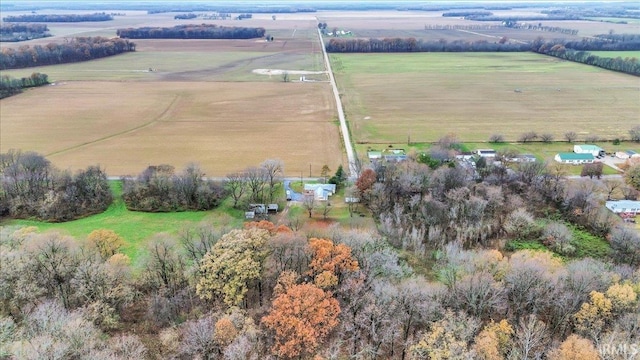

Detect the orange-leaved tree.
[
  {"left": 262, "top": 282, "right": 340, "bottom": 359},
  {"left": 307, "top": 238, "right": 359, "bottom": 288},
  {"left": 244, "top": 220, "right": 293, "bottom": 235}
]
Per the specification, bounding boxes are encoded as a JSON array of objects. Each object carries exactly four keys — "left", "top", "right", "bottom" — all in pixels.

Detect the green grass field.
[
  {"left": 588, "top": 51, "right": 640, "bottom": 60},
  {"left": 3, "top": 181, "right": 245, "bottom": 266},
  {"left": 332, "top": 52, "right": 640, "bottom": 144}
]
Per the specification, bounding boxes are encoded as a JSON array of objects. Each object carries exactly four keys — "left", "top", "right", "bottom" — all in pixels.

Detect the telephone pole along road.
[{"left": 317, "top": 26, "right": 358, "bottom": 179}]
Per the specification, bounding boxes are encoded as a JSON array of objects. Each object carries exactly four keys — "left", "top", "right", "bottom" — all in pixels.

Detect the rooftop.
[
  {"left": 557, "top": 152, "right": 594, "bottom": 160},
  {"left": 575, "top": 144, "right": 603, "bottom": 151}
]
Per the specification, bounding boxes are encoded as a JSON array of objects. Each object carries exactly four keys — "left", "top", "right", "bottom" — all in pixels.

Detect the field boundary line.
[{"left": 47, "top": 94, "right": 181, "bottom": 157}]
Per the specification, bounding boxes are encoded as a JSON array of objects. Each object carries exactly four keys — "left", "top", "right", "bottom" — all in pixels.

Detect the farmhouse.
[
  {"left": 606, "top": 200, "right": 640, "bottom": 222},
  {"left": 304, "top": 183, "right": 336, "bottom": 201},
  {"left": 554, "top": 152, "right": 595, "bottom": 164},
  {"left": 369, "top": 149, "right": 407, "bottom": 162},
  {"left": 476, "top": 149, "right": 496, "bottom": 158},
  {"left": 574, "top": 144, "right": 605, "bottom": 157},
  {"left": 383, "top": 149, "right": 408, "bottom": 162}
]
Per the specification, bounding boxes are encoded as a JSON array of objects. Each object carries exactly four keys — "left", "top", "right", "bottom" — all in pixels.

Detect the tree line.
[
  {"left": 116, "top": 24, "right": 266, "bottom": 39},
  {"left": 121, "top": 164, "right": 226, "bottom": 212},
  {"left": 0, "top": 36, "right": 135, "bottom": 70},
  {"left": 326, "top": 37, "right": 528, "bottom": 53},
  {"left": 2, "top": 13, "right": 113, "bottom": 22},
  {"left": 505, "top": 21, "right": 579, "bottom": 35},
  {"left": 0, "top": 73, "right": 48, "bottom": 99},
  {"left": 531, "top": 38, "right": 640, "bottom": 76},
  {"left": 0, "top": 23, "right": 50, "bottom": 42},
  {"left": 0, "top": 150, "right": 112, "bottom": 222}
]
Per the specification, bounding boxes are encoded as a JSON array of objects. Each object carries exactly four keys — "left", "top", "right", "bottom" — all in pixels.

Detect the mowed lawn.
[
  {"left": 6, "top": 182, "right": 243, "bottom": 267},
  {"left": 1, "top": 81, "right": 343, "bottom": 177},
  {"left": 331, "top": 52, "right": 640, "bottom": 144}
]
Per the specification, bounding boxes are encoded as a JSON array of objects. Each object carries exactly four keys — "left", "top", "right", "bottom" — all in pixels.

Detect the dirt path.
[{"left": 316, "top": 26, "right": 358, "bottom": 178}]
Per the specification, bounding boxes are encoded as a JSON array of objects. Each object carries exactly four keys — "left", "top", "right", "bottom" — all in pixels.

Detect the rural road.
[{"left": 317, "top": 27, "right": 358, "bottom": 179}]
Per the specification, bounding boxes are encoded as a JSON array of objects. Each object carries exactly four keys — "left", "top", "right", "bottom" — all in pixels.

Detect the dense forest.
[
  {"left": 122, "top": 164, "right": 227, "bottom": 212},
  {"left": 116, "top": 24, "right": 266, "bottom": 39},
  {"left": 0, "top": 23, "right": 50, "bottom": 42},
  {"left": 0, "top": 72, "right": 49, "bottom": 99},
  {"left": 0, "top": 36, "right": 135, "bottom": 70},
  {"left": 0, "top": 150, "right": 112, "bottom": 222},
  {"left": 2, "top": 13, "right": 113, "bottom": 22}
]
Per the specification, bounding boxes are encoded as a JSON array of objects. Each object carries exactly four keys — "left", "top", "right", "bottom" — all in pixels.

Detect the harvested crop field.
[
  {"left": 0, "top": 81, "right": 343, "bottom": 177},
  {"left": 332, "top": 52, "right": 640, "bottom": 144}
]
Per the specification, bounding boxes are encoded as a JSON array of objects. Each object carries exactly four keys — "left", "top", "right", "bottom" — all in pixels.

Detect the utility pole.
[{"left": 309, "top": 164, "right": 312, "bottom": 177}]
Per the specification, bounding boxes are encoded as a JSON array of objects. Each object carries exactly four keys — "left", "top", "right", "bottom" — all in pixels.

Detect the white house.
[
  {"left": 304, "top": 183, "right": 337, "bottom": 201},
  {"left": 554, "top": 152, "right": 595, "bottom": 164},
  {"left": 574, "top": 144, "right": 605, "bottom": 157},
  {"left": 605, "top": 200, "right": 640, "bottom": 216},
  {"left": 476, "top": 149, "right": 496, "bottom": 158}
]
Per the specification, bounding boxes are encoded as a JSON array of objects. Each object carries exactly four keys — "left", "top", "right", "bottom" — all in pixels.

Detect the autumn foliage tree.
[
  {"left": 87, "top": 229, "right": 124, "bottom": 260},
  {"left": 262, "top": 282, "right": 340, "bottom": 359},
  {"left": 547, "top": 334, "right": 599, "bottom": 360},
  {"left": 196, "top": 228, "right": 270, "bottom": 307},
  {"left": 307, "top": 238, "right": 359, "bottom": 288}
]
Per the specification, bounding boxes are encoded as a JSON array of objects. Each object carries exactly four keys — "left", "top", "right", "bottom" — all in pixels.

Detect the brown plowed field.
[{"left": 1, "top": 81, "right": 342, "bottom": 176}]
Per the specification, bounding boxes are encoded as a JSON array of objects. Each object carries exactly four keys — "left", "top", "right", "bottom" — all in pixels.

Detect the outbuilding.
[{"left": 574, "top": 144, "right": 605, "bottom": 157}]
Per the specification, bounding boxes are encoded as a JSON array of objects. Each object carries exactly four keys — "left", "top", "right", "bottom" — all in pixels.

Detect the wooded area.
[
  {"left": 0, "top": 150, "right": 112, "bottom": 222},
  {"left": 0, "top": 37, "right": 135, "bottom": 69},
  {"left": 121, "top": 164, "right": 227, "bottom": 212},
  {"left": 0, "top": 72, "right": 48, "bottom": 99},
  {"left": 116, "top": 24, "right": 266, "bottom": 40},
  {"left": 0, "top": 23, "right": 50, "bottom": 42},
  {"left": 2, "top": 13, "right": 113, "bottom": 22}
]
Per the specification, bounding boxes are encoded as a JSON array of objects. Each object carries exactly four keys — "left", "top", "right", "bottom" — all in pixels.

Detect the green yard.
[{"left": 4, "top": 181, "right": 245, "bottom": 266}]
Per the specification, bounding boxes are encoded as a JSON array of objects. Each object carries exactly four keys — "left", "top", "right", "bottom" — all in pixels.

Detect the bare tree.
[
  {"left": 226, "top": 172, "right": 248, "bottom": 208},
  {"left": 518, "top": 131, "right": 538, "bottom": 143},
  {"left": 585, "top": 135, "right": 600, "bottom": 143},
  {"left": 564, "top": 131, "right": 577, "bottom": 143},
  {"left": 321, "top": 201, "right": 332, "bottom": 220},
  {"left": 261, "top": 159, "right": 284, "bottom": 203},
  {"left": 489, "top": 134, "right": 505, "bottom": 143},
  {"left": 179, "top": 223, "right": 224, "bottom": 262},
  {"left": 143, "top": 235, "right": 188, "bottom": 295},
  {"left": 601, "top": 178, "right": 623, "bottom": 200},
  {"left": 245, "top": 166, "right": 267, "bottom": 203},
  {"left": 303, "top": 194, "right": 315, "bottom": 218},
  {"left": 610, "top": 225, "right": 640, "bottom": 266},
  {"left": 510, "top": 315, "right": 550, "bottom": 360},
  {"left": 345, "top": 185, "right": 360, "bottom": 217},
  {"left": 630, "top": 125, "right": 640, "bottom": 142},
  {"left": 540, "top": 133, "right": 554, "bottom": 143}
]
